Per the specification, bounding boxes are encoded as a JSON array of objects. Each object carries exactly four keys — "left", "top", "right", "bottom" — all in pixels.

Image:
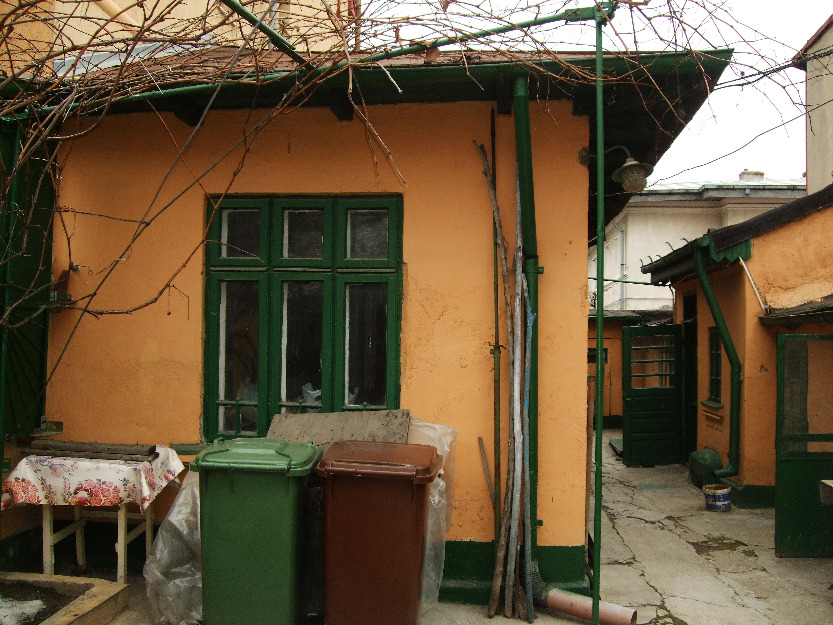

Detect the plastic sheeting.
[
  {"left": 407, "top": 418, "right": 458, "bottom": 615},
  {"left": 144, "top": 482, "right": 201, "bottom": 625}
]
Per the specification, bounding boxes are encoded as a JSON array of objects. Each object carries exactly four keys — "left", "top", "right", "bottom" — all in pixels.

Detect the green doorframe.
[{"left": 775, "top": 333, "right": 833, "bottom": 557}]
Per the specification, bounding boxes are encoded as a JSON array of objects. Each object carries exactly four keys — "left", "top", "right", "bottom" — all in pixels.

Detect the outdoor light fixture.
[{"left": 579, "top": 145, "right": 654, "bottom": 193}]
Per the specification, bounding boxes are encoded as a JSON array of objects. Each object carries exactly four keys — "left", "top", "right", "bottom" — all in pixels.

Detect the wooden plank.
[
  {"left": 27, "top": 440, "right": 156, "bottom": 457},
  {"left": 17, "top": 447, "right": 156, "bottom": 463}
]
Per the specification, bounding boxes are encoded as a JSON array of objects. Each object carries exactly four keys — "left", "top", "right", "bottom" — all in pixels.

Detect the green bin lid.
[
  {"left": 315, "top": 441, "right": 441, "bottom": 483},
  {"left": 192, "top": 438, "right": 321, "bottom": 475}
]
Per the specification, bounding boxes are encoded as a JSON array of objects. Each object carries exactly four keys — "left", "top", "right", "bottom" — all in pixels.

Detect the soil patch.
[{"left": 0, "top": 579, "right": 91, "bottom": 625}]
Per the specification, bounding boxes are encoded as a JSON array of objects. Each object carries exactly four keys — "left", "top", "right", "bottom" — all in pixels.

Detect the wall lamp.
[{"left": 579, "top": 145, "right": 654, "bottom": 193}]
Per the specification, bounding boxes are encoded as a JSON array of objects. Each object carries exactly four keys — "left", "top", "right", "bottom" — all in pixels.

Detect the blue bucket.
[{"left": 703, "top": 484, "right": 732, "bottom": 511}]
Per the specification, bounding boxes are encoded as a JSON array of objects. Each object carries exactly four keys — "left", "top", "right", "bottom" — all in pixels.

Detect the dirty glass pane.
[
  {"left": 283, "top": 210, "right": 324, "bottom": 259},
  {"left": 347, "top": 210, "right": 388, "bottom": 259},
  {"left": 631, "top": 335, "right": 674, "bottom": 389},
  {"left": 281, "top": 281, "right": 323, "bottom": 411},
  {"left": 345, "top": 283, "right": 387, "bottom": 406},
  {"left": 218, "top": 281, "right": 259, "bottom": 433},
  {"left": 221, "top": 209, "right": 260, "bottom": 259}
]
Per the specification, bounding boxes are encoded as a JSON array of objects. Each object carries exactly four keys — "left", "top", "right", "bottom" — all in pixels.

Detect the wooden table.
[{"left": 2, "top": 446, "right": 184, "bottom": 583}]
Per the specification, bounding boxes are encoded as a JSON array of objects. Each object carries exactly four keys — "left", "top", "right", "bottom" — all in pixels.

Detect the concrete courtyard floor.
[{"left": 108, "top": 429, "right": 833, "bottom": 625}]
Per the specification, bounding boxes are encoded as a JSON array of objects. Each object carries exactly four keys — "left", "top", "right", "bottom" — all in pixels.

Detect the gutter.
[
  {"left": 513, "top": 76, "right": 540, "bottom": 558},
  {"left": 693, "top": 244, "right": 741, "bottom": 479}
]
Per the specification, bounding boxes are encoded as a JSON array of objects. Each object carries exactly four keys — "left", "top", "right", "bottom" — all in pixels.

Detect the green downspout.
[
  {"left": 513, "top": 76, "right": 539, "bottom": 554},
  {"left": 693, "top": 246, "right": 740, "bottom": 478}
]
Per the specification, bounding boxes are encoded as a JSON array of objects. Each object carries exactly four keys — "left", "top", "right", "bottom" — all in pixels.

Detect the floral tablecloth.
[{"left": 1, "top": 446, "right": 184, "bottom": 513}]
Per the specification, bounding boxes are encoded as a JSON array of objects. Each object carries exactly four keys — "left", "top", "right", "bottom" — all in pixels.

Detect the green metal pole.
[
  {"left": 693, "top": 246, "right": 741, "bottom": 478},
  {"left": 217, "top": 0, "right": 307, "bottom": 66},
  {"left": 592, "top": 5, "right": 606, "bottom": 625}
]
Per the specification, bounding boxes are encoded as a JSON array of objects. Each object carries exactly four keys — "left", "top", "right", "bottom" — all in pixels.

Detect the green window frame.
[
  {"left": 707, "top": 326, "right": 722, "bottom": 405},
  {"left": 204, "top": 195, "right": 402, "bottom": 440}
]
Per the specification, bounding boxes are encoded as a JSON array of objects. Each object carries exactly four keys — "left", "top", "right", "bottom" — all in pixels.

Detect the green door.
[
  {"left": 776, "top": 334, "right": 833, "bottom": 557},
  {"left": 622, "top": 325, "right": 684, "bottom": 465}
]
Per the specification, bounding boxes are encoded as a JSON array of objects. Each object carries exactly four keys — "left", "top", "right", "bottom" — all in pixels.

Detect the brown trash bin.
[{"left": 316, "top": 440, "right": 442, "bottom": 625}]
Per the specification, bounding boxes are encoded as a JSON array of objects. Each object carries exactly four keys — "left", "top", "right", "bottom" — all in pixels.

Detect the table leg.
[
  {"left": 145, "top": 501, "right": 154, "bottom": 555},
  {"left": 117, "top": 504, "right": 127, "bottom": 584},
  {"left": 74, "top": 507, "right": 86, "bottom": 571},
  {"left": 42, "top": 504, "right": 54, "bottom": 575}
]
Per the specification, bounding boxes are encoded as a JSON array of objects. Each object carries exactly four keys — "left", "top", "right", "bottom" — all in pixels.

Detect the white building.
[
  {"left": 796, "top": 14, "right": 833, "bottom": 195},
  {"left": 588, "top": 172, "right": 805, "bottom": 312}
]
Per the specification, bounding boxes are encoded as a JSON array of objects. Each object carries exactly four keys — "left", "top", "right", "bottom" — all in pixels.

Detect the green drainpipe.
[
  {"left": 513, "top": 76, "right": 539, "bottom": 554},
  {"left": 693, "top": 246, "right": 740, "bottom": 478}
]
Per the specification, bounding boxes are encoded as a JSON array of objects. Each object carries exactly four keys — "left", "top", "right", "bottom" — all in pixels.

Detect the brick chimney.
[{"left": 739, "top": 169, "right": 765, "bottom": 181}]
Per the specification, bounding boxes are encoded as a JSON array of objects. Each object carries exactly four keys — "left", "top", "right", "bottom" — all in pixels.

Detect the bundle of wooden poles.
[{"left": 475, "top": 141, "right": 536, "bottom": 622}]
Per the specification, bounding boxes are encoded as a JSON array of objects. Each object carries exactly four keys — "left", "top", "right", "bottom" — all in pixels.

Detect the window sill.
[{"left": 700, "top": 399, "right": 724, "bottom": 410}]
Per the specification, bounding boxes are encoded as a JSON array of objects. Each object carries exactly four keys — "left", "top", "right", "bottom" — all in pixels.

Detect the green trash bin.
[{"left": 192, "top": 438, "right": 321, "bottom": 625}]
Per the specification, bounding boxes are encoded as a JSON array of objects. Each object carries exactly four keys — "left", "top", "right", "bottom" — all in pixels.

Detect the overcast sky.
[{"left": 647, "top": 2, "right": 832, "bottom": 185}]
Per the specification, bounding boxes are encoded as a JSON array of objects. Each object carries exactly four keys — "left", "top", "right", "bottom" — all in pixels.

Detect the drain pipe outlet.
[
  {"left": 540, "top": 588, "right": 636, "bottom": 625},
  {"left": 694, "top": 246, "right": 740, "bottom": 478}
]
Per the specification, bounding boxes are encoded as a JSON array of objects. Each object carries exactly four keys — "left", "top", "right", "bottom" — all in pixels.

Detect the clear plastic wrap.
[
  {"left": 407, "top": 418, "right": 458, "bottom": 614},
  {"left": 143, "top": 481, "right": 202, "bottom": 625}
]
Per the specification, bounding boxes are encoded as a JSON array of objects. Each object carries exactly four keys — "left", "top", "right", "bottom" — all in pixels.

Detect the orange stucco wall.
[
  {"left": 673, "top": 201, "right": 833, "bottom": 487},
  {"left": 46, "top": 101, "right": 590, "bottom": 545}
]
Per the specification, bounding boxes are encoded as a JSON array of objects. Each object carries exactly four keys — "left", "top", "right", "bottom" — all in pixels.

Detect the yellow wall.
[
  {"left": 48, "top": 100, "right": 590, "bottom": 545},
  {"left": 673, "top": 201, "right": 833, "bottom": 487},
  {"left": 0, "top": 0, "right": 55, "bottom": 77}
]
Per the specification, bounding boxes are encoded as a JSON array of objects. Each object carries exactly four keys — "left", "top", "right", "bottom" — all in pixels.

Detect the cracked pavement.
[{"left": 596, "top": 429, "right": 833, "bottom": 625}]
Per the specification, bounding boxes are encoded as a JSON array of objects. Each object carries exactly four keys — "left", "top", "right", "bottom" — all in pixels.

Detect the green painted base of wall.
[
  {"left": 440, "top": 541, "right": 589, "bottom": 604},
  {"left": 722, "top": 481, "right": 775, "bottom": 509}
]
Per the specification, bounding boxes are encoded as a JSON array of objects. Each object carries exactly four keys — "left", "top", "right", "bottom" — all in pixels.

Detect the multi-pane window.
[
  {"left": 205, "top": 196, "right": 402, "bottom": 439},
  {"left": 707, "top": 327, "right": 722, "bottom": 404}
]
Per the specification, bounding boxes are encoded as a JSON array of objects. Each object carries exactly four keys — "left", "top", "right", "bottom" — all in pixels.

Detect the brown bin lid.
[{"left": 315, "top": 440, "right": 441, "bottom": 483}]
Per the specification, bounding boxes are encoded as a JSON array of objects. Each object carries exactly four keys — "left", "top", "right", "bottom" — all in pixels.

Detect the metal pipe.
[
  {"left": 218, "top": 0, "right": 307, "bottom": 66},
  {"left": 94, "top": 0, "right": 139, "bottom": 31},
  {"left": 514, "top": 76, "right": 537, "bottom": 257},
  {"left": 739, "top": 257, "right": 767, "bottom": 314},
  {"left": 542, "top": 588, "right": 636, "bottom": 625},
  {"left": 592, "top": 6, "right": 607, "bottom": 624},
  {"left": 693, "top": 246, "right": 740, "bottom": 478},
  {"left": 610, "top": 220, "right": 625, "bottom": 309},
  {"left": 513, "top": 75, "right": 541, "bottom": 563},
  {"left": 491, "top": 109, "right": 502, "bottom": 544}
]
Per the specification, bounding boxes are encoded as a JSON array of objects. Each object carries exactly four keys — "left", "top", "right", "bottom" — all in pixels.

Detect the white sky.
[{"left": 646, "top": 1, "right": 832, "bottom": 185}]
